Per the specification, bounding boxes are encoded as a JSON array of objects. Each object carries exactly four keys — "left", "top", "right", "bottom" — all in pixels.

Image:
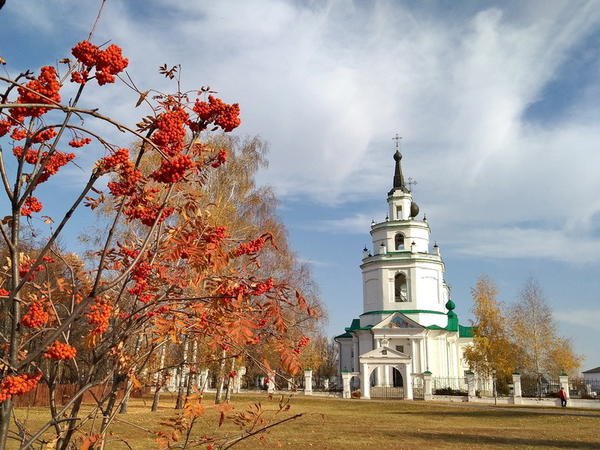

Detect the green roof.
[
  {"left": 427, "top": 323, "right": 473, "bottom": 337},
  {"left": 360, "top": 309, "right": 447, "bottom": 316},
  {"left": 459, "top": 325, "right": 474, "bottom": 338},
  {"left": 345, "top": 319, "right": 361, "bottom": 331},
  {"left": 343, "top": 318, "right": 374, "bottom": 333}
]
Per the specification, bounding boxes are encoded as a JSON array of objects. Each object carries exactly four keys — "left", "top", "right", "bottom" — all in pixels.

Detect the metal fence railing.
[
  {"left": 521, "top": 375, "right": 560, "bottom": 398},
  {"left": 569, "top": 378, "right": 600, "bottom": 399},
  {"left": 432, "top": 377, "right": 467, "bottom": 395}
]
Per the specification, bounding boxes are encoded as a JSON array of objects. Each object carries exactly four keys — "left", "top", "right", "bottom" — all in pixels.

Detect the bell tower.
[{"left": 360, "top": 141, "right": 450, "bottom": 328}]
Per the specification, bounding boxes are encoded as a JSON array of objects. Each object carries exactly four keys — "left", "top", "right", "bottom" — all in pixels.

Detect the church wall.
[
  {"left": 362, "top": 271, "right": 381, "bottom": 311},
  {"left": 338, "top": 340, "right": 354, "bottom": 372},
  {"left": 358, "top": 332, "right": 374, "bottom": 357},
  {"left": 370, "top": 223, "right": 430, "bottom": 254}
]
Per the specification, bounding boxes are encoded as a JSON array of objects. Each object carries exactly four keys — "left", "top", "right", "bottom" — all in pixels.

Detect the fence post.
[
  {"left": 267, "top": 371, "right": 276, "bottom": 394},
  {"left": 465, "top": 371, "right": 476, "bottom": 400},
  {"left": 342, "top": 372, "right": 352, "bottom": 399},
  {"left": 304, "top": 369, "right": 313, "bottom": 395},
  {"left": 512, "top": 373, "right": 522, "bottom": 404},
  {"left": 423, "top": 371, "right": 433, "bottom": 401}
]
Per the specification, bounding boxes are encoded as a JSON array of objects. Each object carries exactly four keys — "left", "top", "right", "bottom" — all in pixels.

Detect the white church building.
[{"left": 335, "top": 147, "right": 473, "bottom": 399}]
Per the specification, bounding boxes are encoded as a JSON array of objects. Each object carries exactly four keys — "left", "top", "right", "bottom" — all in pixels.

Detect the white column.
[
  {"left": 361, "top": 363, "right": 370, "bottom": 399},
  {"left": 419, "top": 339, "right": 426, "bottom": 373},
  {"left": 425, "top": 336, "right": 431, "bottom": 373},
  {"left": 404, "top": 363, "right": 413, "bottom": 400},
  {"left": 352, "top": 338, "right": 359, "bottom": 372},
  {"left": 323, "top": 379, "right": 329, "bottom": 390},
  {"left": 383, "top": 365, "right": 390, "bottom": 387},
  {"left": 304, "top": 370, "right": 313, "bottom": 395},
  {"left": 375, "top": 339, "right": 382, "bottom": 387}
]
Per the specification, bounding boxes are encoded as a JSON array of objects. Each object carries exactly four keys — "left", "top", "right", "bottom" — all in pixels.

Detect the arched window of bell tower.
[
  {"left": 394, "top": 273, "right": 408, "bottom": 302},
  {"left": 395, "top": 233, "right": 405, "bottom": 250}
]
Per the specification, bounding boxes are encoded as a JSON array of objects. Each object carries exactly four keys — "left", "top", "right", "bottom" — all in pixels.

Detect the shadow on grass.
[{"left": 397, "top": 431, "right": 600, "bottom": 449}]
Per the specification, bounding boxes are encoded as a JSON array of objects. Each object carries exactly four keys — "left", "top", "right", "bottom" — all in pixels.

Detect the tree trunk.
[
  {"left": 119, "top": 334, "right": 143, "bottom": 414},
  {"left": 214, "top": 350, "right": 227, "bottom": 404},
  {"left": 225, "top": 358, "right": 236, "bottom": 402},
  {"left": 175, "top": 336, "right": 189, "bottom": 409},
  {"left": 151, "top": 344, "right": 167, "bottom": 412},
  {"left": 185, "top": 340, "right": 199, "bottom": 401},
  {"left": 99, "top": 372, "right": 124, "bottom": 450}
]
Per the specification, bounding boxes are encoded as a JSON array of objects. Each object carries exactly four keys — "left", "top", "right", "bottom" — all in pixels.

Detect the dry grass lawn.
[{"left": 9, "top": 393, "right": 600, "bottom": 449}]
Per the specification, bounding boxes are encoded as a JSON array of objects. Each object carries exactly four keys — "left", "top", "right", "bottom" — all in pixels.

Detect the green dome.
[{"left": 445, "top": 299, "right": 455, "bottom": 311}]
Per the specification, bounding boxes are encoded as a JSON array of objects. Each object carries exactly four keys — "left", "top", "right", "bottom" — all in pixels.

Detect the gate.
[
  {"left": 412, "top": 376, "right": 424, "bottom": 400},
  {"left": 370, "top": 386, "right": 404, "bottom": 399}
]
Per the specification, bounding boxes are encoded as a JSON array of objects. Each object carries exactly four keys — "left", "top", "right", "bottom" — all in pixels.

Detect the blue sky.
[{"left": 2, "top": 0, "right": 600, "bottom": 370}]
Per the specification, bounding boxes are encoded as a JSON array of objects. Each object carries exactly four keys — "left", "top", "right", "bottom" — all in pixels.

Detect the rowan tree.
[{"left": 0, "top": 35, "right": 318, "bottom": 450}]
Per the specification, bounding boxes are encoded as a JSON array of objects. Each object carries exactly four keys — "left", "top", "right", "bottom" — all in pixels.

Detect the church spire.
[{"left": 390, "top": 134, "right": 409, "bottom": 194}]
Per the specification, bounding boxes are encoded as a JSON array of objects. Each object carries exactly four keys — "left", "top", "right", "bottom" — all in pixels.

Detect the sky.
[{"left": 1, "top": 0, "right": 600, "bottom": 370}]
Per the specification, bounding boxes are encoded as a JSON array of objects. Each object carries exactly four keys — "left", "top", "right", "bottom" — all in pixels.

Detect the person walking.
[{"left": 559, "top": 386, "right": 568, "bottom": 407}]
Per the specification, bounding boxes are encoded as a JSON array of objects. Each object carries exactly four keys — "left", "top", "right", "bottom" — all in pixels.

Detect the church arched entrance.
[{"left": 392, "top": 368, "right": 403, "bottom": 387}]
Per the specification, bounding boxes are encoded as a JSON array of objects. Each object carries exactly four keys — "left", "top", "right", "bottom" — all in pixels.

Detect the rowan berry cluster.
[
  {"left": 19, "top": 261, "right": 45, "bottom": 280},
  {"left": 86, "top": 298, "right": 112, "bottom": 335},
  {"left": 0, "top": 120, "right": 12, "bottom": 137},
  {"left": 10, "top": 128, "right": 27, "bottom": 140},
  {"left": 20, "top": 301, "right": 49, "bottom": 328},
  {"left": 205, "top": 226, "right": 228, "bottom": 244},
  {"left": 44, "top": 341, "right": 77, "bottom": 360},
  {"left": 0, "top": 288, "right": 9, "bottom": 296},
  {"left": 192, "top": 95, "right": 241, "bottom": 132},
  {"left": 71, "top": 41, "right": 129, "bottom": 85},
  {"left": 68, "top": 137, "right": 92, "bottom": 148},
  {"left": 150, "top": 154, "right": 195, "bottom": 183},
  {"left": 12, "top": 146, "right": 38, "bottom": 164},
  {"left": 31, "top": 128, "right": 57, "bottom": 143},
  {"left": 293, "top": 336, "right": 311, "bottom": 354},
  {"left": 0, "top": 372, "right": 42, "bottom": 402},
  {"left": 251, "top": 278, "right": 274, "bottom": 296},
  {"left": 128, "top": 261, "right": 153, "bottom": 298},
  {"left": 38, "top": 151, "right": 76, "bottom": 183},
  {"left": 233, "top": 236, "right": 267, "bottom": 257},
  {"left": 151, "top": 108, "right": 189, "bottom": 156},
  {"left": 123, "top": 196, "right": 174, "bottom": 226},
  {"left": 21, "top": 196, "right": 43, "bottom": 217},
  {"left": 10, "top": 66, "right": 61, "bottom": 122},
  {"left": 96, "top": 148, "right": 130, "bottom": 174},
  {"left": 211, "top": 149, "right": 227, "bottom": 168}
]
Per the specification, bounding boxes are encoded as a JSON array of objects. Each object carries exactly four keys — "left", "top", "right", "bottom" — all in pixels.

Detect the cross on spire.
[
  {"left": 393, "top": 133, "right": 402, "bottom": 150},
  {"left": 407, "top": 177, "right": 417, "bottom": 192}
]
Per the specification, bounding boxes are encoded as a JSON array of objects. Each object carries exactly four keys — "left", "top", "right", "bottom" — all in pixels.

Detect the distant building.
[
  {"left": 583, "top": 367, "right": 600, "bottom": 384},
  {"left": 334, "top": 147, "right": 473, "bottom": 399}
]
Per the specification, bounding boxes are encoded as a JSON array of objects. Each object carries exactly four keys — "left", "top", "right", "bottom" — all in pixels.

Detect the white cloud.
[
  {"left": 6, "top": 0, "right": 600, "bottom": 265},
  {"left": 308, "top": 213, "right": 377, "bottom": 234},
  {"left": 556, "top": 308, "right": 600, "bottom": 328}
]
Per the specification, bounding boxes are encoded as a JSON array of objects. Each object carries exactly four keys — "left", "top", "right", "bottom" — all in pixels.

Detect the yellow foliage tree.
[{"left": 463, "top": 276, "right": 516, "bottom": 380}]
